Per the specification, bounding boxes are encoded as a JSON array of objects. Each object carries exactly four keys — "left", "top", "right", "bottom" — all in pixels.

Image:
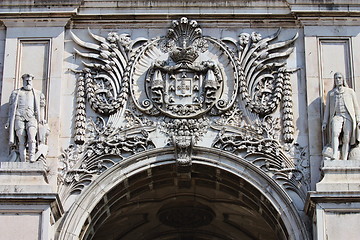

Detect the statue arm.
[
  {"left": 322, "top": 92, "right": 330, "bottom": 130},
  {"left": 5, "top": 91, "right": 17, "bottom": 128},
  {"left": 351, "top": 90, "right": 360, "bottom": 123},
  {"left": 39, "top": 93, "right": 46, "bottom": 123},
  {"left": 9, "top": 91, "right": 16, "bottom": 105}
]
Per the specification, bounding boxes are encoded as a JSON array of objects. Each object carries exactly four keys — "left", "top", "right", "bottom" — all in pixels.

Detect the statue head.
[
  {"left": 333, "top": 72, "right": 348, "bottom": 88},
  {"left": 21, "top": 73, "right": 34, "bottom": 91}
]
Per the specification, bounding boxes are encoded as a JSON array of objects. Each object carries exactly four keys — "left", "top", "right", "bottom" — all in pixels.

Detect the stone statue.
[
  {"left": 322, "top": 72, "right": 360, "bottom": 160},
  {"left": 5, "top": 74, "right": 49, "bottom": 162}
]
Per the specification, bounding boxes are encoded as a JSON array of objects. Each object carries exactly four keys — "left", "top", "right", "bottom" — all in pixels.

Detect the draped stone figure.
[
  {"left": 5, "top": 74, "right": 49, "bottom": 162},
  {"left": 322, "top": 72, "right": 360, "bottom": 160}
]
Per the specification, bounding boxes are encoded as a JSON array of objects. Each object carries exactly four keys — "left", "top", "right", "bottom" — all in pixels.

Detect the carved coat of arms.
[
  {"left": 64, "top": 17, "right": 309, "bottom": 203},
  {"left": 130, "top": 18, "right": 237, "bottom": 119}
]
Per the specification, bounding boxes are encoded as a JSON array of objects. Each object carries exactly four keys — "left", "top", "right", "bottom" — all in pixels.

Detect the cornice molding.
[
  {"left": 0, "top": 192, "right": 64, "bottom": 221},
  {"left": 0, "top": 17, "right": 72, "bottom": 28},
  {"left": 305, "top": 191, "right": 360, "bottom": 217},
  {"left": 0, "top": 1, "right": 359, "bottom": 27}
]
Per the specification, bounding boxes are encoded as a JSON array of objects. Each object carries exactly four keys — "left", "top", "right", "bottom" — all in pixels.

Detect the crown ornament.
[{"left": 161, "top": 17, "right": 207, "bottom": 63}]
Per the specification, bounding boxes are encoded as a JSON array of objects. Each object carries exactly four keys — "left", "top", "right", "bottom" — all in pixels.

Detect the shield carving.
[{"left": 175, "top": 72, "right": 192, "bottom": 97}]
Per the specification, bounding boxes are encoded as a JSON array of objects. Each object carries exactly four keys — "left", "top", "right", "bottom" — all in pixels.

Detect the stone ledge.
[
  {"left": 0, "top": 18, "right": 71, "bottom": 28},
  {"left": 0, "top": 161, "right": 46, "bottom": 170},
  {"left": 323, "top": 159, "right": 360, "bottom": 168},
  {"left": 0, "top": 161, "right": 49, "bottom": 186},
  {"left": 305, "top": 190, "right": 360, "bottom": 216},
  {"left": 0, "top": 192, "right": 64, "bottom": 221},
  {"left": 307, "top": 191, "right": 360, "bottom": 202},
  {"left": 0, "top": 185, "right": 53, "bottom": 194},
  {"left": 316, "top": 159, "right": 360, "bottom": 191}
]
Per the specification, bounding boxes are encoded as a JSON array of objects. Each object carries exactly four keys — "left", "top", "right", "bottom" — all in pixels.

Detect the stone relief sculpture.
[
  {"left": 322, "top": 72, "right": 360, "bottom": 160},
  {"left": 61, "top": 17, "right": 309, "bottom": 203},
  {"left": 5, "top": 73, "right": 50, "bottom": 162}
]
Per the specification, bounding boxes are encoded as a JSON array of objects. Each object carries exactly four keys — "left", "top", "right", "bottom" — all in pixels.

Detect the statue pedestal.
[
  {"left": 306, "top": 159, "right": 360, "bottom": 240},
  {"left": 0, "top": 162, "right": 62, "bottom": 240},
  {"left": 317, "top": 159, "right": 360, "bottom": 191}
]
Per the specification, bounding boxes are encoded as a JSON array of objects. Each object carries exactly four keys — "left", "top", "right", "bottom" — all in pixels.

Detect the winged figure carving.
[
  {"left": 238, "top": 30, "right": 297, "bottom": 114},
  {"left": 223, "top": 29, "right": 298, "bottom": 142},
  {"left": 71, "top": 29, "right": 147, "bottom": 143},
  {"left": 71, "top": 30, "right": 134, "bottom": 115}
]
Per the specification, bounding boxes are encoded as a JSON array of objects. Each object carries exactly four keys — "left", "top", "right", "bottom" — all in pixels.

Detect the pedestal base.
[
  {"left": 317, "top": 159, "right": 360, "bottom": 191},
  {"left": 0, "top": 162, "right": 63, "bottom": 240},
  {"left": 306, "top": 159, "right": 360, "bottom": 240}
]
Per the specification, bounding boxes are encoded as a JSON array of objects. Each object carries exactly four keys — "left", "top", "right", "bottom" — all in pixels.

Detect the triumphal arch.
[{"left": 1, "top": 1, "right": 360, "bottom": 239}]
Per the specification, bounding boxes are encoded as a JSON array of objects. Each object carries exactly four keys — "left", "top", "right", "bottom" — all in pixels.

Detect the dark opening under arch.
[{"left": 82, "top": 163, "right": 288, "bottom": 240}]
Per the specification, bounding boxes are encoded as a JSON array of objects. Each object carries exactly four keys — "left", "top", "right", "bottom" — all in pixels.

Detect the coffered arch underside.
[{"left": 57, "top": 147, "right": 309, "bottom": 240}]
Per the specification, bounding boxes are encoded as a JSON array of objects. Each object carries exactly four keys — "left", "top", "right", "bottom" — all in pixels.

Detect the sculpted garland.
[{"left": 60, "top": 17, "right": 308, "bottom": 201}]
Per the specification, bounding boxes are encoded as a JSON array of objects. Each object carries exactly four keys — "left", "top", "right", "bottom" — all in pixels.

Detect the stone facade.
[{"left": 0, "top": 0, "right": 360, "bottom": 239}]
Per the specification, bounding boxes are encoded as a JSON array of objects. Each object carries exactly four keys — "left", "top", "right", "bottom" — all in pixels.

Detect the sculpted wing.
[
  {"left": 237, "top": 29, "right": 298, "bottom": 116},
  {"left": 71, "top": 29, "right": 148, "bottom": 141},
  {"left": 221, "top": 29, "right": 298, "bottom": 143},
  {"left": 71, "top": 29, "right": 132, "bottom": 115}
]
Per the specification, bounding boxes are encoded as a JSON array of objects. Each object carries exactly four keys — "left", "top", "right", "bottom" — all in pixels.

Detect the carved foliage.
[
  {"left": 160, "top": 117, "right": 209, "bottom": 165},
  {"left": 74, "top": 74, "right": 86, "bottom": 144},
  {"left": 58, "top": 111, "right": 155, "bottom": 198},
  {"left": 212, "top": 106, "right": 308, "bottom": 198}
]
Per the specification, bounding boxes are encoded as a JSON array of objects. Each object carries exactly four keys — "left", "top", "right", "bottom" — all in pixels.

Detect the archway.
[{"left": 57, "top": 147, "right": 309, "bottom": 240}]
